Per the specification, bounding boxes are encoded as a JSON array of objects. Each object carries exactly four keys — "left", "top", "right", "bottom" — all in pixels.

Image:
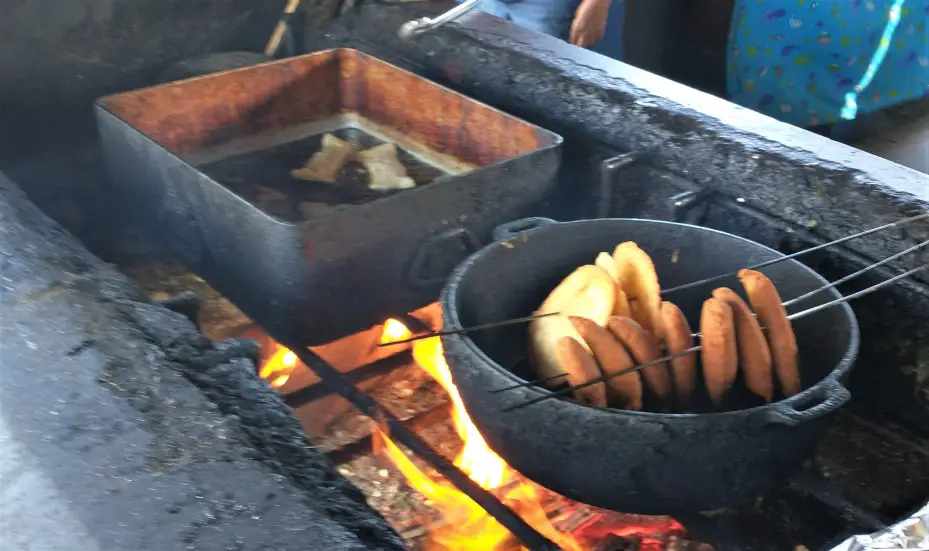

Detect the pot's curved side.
[
  {"left": 443, "top": 336, "right": 838, "bottom": 513},
  {"left": 440, "top": 217, "right": 859, "bottom": 514}
]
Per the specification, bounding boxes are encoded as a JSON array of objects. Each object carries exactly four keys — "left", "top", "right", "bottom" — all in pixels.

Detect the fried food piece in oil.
[
  {"left": 700, "top": 298, "right": 738, "bottom": 405},
  {"left": 613, "top": 243, "right": 662, "bottom": 338},
  {"left": 556, "top": 337, "right": 608, "bottom": 407},
  {"left": 571, "top": 316, "right": 644, "bottom": 410},
  {"left": 291, "top": 133, "right": 357, "bottom": 183},
  {"left": 738, "top": 270, "right": 800, "bottom": 397},
  {"left": 607, "top": 316, "right": 673, "bottom": 403},
  {"left": 528, "top": 265, "right": 615, "bottom": 393},
  {"left": 660, "top": 301, "right": 697, "bottom": 404},
  {"left": 712, "top": 287, "right": 774, "bottom": 402}
]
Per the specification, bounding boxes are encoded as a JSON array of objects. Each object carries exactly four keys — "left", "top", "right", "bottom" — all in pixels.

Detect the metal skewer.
[
  {"left": 781, "top": 238, "right": 929, "bottom": 307},
  {"left": 376, "top": 312, "right": 560, "bottom": 348},
  {"left": 501, "top": 264, "right": 927, "bottom": 412},
  {"left": 385, "top": 216, "right": 928, "bottom": 349},
  {"left": 659, "top": 212, "right": 928, "bottom": 297}
]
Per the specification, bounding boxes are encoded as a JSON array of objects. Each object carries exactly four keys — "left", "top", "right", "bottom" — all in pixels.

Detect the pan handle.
[
  {"left": 760, "top": 378, "right": 851, "bottom": 427},
  {"left": 492, "top": 217, "right": 556, "bottom": 242}
]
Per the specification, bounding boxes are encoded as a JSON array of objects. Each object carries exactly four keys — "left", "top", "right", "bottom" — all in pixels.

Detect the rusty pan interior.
[{"left": 97, "top": 48, "right": 559, "bottom": 221}]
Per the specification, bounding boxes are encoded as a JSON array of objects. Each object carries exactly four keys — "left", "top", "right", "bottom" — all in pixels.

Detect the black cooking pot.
[{"left": 440, "top": 217, "right": 859, "bottom": 515}]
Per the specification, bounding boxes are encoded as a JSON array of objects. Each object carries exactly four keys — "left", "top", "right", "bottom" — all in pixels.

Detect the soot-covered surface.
[{"left": 0, "top": 172, "right": 406, "bottom": 551}]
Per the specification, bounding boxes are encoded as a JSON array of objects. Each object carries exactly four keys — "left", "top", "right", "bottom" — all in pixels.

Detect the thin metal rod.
[
  {"left": 660, "top": 212, "right": 929, "bottom": 296},
  {"left": 503, "top": 264, "right": 927, "bottom": 412},
  {"left": 786, "top": 264, "right": 926, "bottom": 320},
  {"left": 377, "top": 312, "right": 559, "bottom": 348},
  {"left": 280, "top": 343, "right": 561, "bottom": 551},
  {"left": 398, "top": 0, "right": 482, "bottom": 40},
  {"left": 782, "top": 238, "right": 929, "bottom": 307}
]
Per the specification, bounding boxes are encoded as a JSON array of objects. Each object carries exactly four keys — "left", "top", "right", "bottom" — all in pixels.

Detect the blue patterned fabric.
[{"left": 726, "top": 0, "right": 929, "bottom": 127}]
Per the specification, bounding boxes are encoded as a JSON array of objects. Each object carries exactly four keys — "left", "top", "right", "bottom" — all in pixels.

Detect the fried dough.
[
  {"left": 556, "top": 337, "right": 608, "bottom": 407},
  {"left": 357, "top": 143, "right": 416, "bottom": 191},
  {"left": 571, "top": 316, "right": 644, "bottom": 410},
  {"left": 595, "top": 252, "right": 618, "bottom": 280},
  {"left": 738, "top": 269, "right": 800, "bottom": 397},
  {"left": 606, "top": 316, "right": 673, "bottom": 402},
  {"left": 528, "top": 265, "right": 616, "bottom": 386},
  {"left": 712, "top": 287, "right": 774, "bottom": 402},
  {"left": 700, "top": 298, "right": 738, "bottom": 405},
  {"left": 660, "top": 301, "right": 697, "bottom": 404},
  {"left": 291, "top": 133, "right": 357, "bottom": 183},
  {"left": 596, "top": 252, "right": 632, "bottom": 317},
  {"left": 613, "top": 243, "right": 663, "bottom": 338}
]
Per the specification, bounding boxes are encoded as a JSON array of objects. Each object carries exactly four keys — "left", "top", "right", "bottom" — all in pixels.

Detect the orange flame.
[
  {"left": 380, "top": 318, "right": 413, "bottom": 345},
  {"left": 259, "top": 346, "right": 298, "bottom": 388},
  {"left": 377, "top": 319, "right": 584, "bottom": 551},
  {"left": 256, "top": 315, "right": 684, "bottom": 550}
]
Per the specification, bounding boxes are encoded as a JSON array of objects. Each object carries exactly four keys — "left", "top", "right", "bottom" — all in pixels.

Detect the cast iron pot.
[{"left": 440, "top": 217, "right": 859, "bottom": 515}]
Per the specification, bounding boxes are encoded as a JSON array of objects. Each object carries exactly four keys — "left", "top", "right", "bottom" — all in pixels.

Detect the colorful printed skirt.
[{"left": 726, "top": 0, "right": 929, "bottom": 128}]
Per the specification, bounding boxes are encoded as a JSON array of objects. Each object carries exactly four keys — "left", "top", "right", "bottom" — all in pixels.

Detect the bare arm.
[{"left": 570, "top": 0, "right": 611, "bottom": 47}]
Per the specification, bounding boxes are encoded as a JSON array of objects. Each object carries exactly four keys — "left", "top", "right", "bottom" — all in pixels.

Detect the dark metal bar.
[
  {"left": 394, "top": 312, "right": 433, "bottom": 334},
  {"left": 280, "top": 343, "right": 562, "bottom": 551},
  {"left": 325, "top": 402, "right": 450, "bottom": 465},
  {"left": 788, "top": 470, "right": 890, "bottom": 531},
  {"left": 597, "top": 153, "right": 637, "bottom": 218},
  {"left": 283, "top": 350, "right": 413, "bottom": 409}
]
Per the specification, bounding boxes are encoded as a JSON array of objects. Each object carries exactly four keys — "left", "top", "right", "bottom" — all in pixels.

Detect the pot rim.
[{"left": 441, "top": 217, "right": 861, "bottom": 421}]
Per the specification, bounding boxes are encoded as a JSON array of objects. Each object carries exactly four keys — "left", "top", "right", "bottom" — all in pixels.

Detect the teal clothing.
[{"left": 727, "top": 0, "right": 929, "bottom": 128}]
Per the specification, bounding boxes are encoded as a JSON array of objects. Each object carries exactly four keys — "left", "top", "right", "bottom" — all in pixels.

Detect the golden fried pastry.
[
  {"left": 595, "top": 252, "right": 618, "bottom": 280},
  {"left": 613, "top": 243, "right": 663, "bottom": 338},
  {"left": 596, "top": 252, "right": 632, "bottom": 317},
  {"left": 571, "top": 316, "right": 644, "bottom": 410},
  {"left": 291, "top": 133, "right": 357, "bottom": 183},
  {"left": 712, "top": 287, "right": 774, "bottom": 402},
  {"left": 556, "top": 337, "right": 608, "bottom": 407},
  {"left": 606, "top": 316, "right": 673, "bottom": 403},
  {"left": 738, "top": 269, "right": 800, "bottom": 397},
  {"left": 357, "top": 143, "right": 416, "bottom": 191},
  {"left": 700, "top": 298, "right": 739, "bottom": 405},
  {"left": 528, "top": 265, "right": 616, "bottom": 386},
  {"left": 660, "top": 301, "right": 697, "bottom": 404}
]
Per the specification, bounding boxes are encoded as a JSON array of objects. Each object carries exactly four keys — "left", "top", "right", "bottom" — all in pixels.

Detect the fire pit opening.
[
  {"left": 122, "top": 238, "right": 929, "bottom": 551},
  {"left": 126, "top": 261, "right": 697, "bottom": 551}
]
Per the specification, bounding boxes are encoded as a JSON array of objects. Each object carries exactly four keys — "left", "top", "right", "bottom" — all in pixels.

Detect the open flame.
[
  {"left": 255, "top": 313, "right": 685, "bottom": 550},
  {"left": 375, "top": 326, "right": 581, "bottom": 551},
  {"left": 259, "top": 346, "right": 298, "bottom": 388}
]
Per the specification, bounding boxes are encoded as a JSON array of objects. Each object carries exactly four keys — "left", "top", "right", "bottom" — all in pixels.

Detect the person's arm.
[{"left": 570, "top": 0, "right": 611, "bottom": 47}]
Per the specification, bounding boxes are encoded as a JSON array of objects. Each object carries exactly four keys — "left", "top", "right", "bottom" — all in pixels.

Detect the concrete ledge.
[{"left": 0, "top": 172, "right": 406, "bottom": 551}]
